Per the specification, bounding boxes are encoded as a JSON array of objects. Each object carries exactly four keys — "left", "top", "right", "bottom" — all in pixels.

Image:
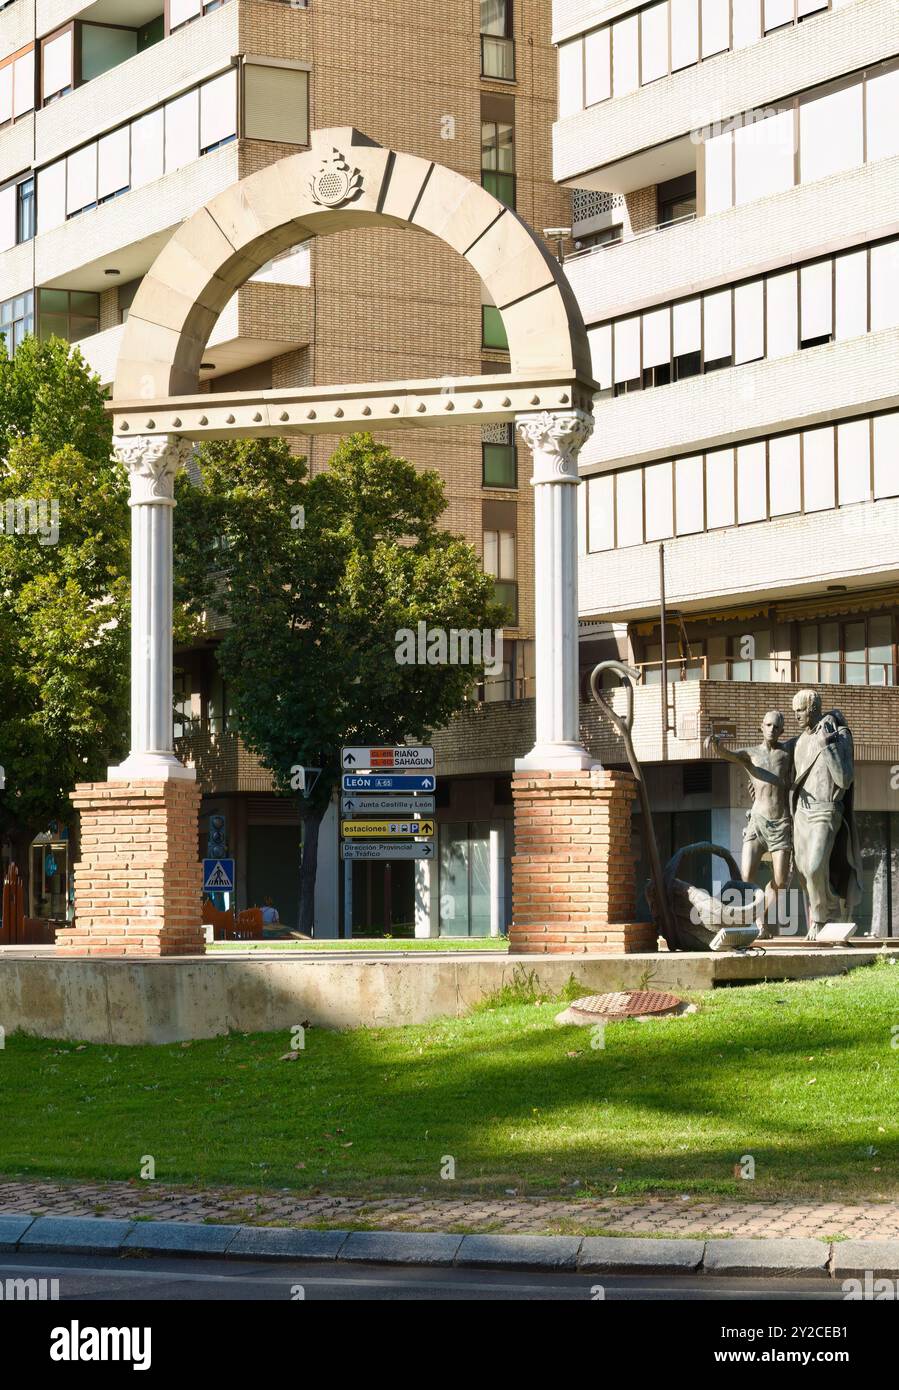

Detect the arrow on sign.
[{"left": 343, "top": 751, "right": 357, "bottom": 767}]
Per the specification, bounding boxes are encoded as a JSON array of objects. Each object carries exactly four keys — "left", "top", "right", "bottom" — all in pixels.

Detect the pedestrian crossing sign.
[{"left": 203, "top": 858, "right": 235, "bottom": 893}]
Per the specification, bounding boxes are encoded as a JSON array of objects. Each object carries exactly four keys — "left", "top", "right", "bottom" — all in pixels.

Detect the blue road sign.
[
  {"left": 203, "top": 858, "right": 235, "bottom": 893},
  {"left": 342, "top": 773, "right": 437, "bottom": 792}
]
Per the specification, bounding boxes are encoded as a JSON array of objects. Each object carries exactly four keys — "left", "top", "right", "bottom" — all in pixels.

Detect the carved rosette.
[
  {"left": 114, "top": 435, "right": 194, "bottom": 505},
  {"left": 309, "top": 148, "right": 364, "bottom": 209},
  {"left": 516, "top": 410, "right": 594, "bottom": 483}
]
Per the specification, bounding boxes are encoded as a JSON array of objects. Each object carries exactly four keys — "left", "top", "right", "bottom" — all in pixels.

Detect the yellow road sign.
[{"left": 341, "top": 819, "right": 435, "bottom": 838}]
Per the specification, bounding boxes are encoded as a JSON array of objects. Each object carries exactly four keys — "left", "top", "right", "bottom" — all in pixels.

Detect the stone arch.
[{"left": 112, "top": 127, "right": 591, "bottom": 403}]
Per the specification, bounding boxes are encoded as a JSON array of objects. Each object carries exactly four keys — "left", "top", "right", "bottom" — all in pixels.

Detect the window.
[
  {"left": 0, "top": 45, "right": 35, "bottom": 126},
  {"left": 16, "top": 176, "right": 34, "bottom": 243},
  {"left": 658, "top": 172, "right": 696, "bottom": 224},
  {"left": 243, "top": 62, "right": 307, "bottom": 146},
  {"left": 584, "top": 27, "right": 611, "bottom": 105},
  {"left": 670, "top": 0, "right": 699, "bottom": 71},
  {"left": 616, "top": 468, "right": 644, "bottom": 546},
  {"left": 0, "top": 290, "right": 34, "bottom": 355},
  {"left": 837, "top": 419, "right": 871, "bottom": 506},
  {"left": 612, "top": 14, "right": 639, "bottom": 96},
  {"left": 769, "top": 433, "right": 801, "bottom": 514},
  {"left": 640, "top": 3, "right": 668, "bottom": 85},
  {"left": 38, "top": 289, "right": 99, "bottom": 344},
  {"left": 701, "top": 0, "right": 730, "bottom": 56},
  {"left": 481, "top": 0, "right": 514, "bottom": 80},
  {"left": 587, "top": 473, "right": 615, "bottom": 550},
  {"left": 481, "top": 115, "right": 515, "bottom": 207},
  {"left": 169, "top": 0, "right": 231, "bottom": 32},
  {"left": 675, "top": 455, "right": 704, "bottom": 534},
  {"left": 802, "top": 425, "right": 836, "bottom": 512},
  {"left": 588, "top": 234, "right": 898, "bottom": 395},
  {"left": 586, "top": 411, "right": 899, "bottom": 553},
  {"left": 798, "top": 617, "right": 895, "bottom": 687},
  {"left": 34, "top": 70, "right": 238, "bottom": 234},
  {"left": 482, "top": 424, "right": 516, "bottom": 487},
  {"left": 733, "top": 280, "right": 763, "bottom": 364},
  {"left": 0, "top": 175, "right": 34, "bottom": 251},
  {"left": 800, "top": 259, "right": 832, "bottom": 346},
  {"left": 483, "top": 527, "right": 517, "bottom": 622},
  {"left": 41, "top": 28, "right": 74, "bottom": 104},
  {"left": 482, "top": 304, "right": 509, "bottom": 351},
  {"left": 799, "top": 80, "right": 864, "bottom": 183},
  {"left": 559, "top": 0, "right": 834, "bottom": 120}
]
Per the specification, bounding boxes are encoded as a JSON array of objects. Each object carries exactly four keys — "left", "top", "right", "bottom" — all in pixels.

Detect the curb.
[{"left": 2, "top": 1215, "right": 898, "bottom": 1277}]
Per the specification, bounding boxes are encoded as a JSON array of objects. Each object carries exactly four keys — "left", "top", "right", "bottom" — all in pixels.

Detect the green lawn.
[
  {"left": 0, "top": 963, "right": 896, "bottom": 1203},
  {"left": 209, "top": 937, "right": 507, "bottom": 952}
]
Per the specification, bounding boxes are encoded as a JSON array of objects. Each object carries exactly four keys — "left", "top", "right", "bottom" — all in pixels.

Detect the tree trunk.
[{"left": 298, "top": 801, "right": 325, "bottom": 937}]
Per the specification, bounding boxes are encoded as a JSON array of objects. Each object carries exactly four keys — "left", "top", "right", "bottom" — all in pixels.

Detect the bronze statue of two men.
[{"left": 709, "top": 690, "right": 863, "bottom": 939}]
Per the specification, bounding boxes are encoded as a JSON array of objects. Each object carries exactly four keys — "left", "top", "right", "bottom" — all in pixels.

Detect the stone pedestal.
[
  {"left": 509, "top": 769, "right": 657, "bottom": 954},
  {"left": 57, "top": 780, "right": 204, "bottom": 957}
]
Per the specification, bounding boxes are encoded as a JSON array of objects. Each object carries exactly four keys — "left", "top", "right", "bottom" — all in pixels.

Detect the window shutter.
[{"left": 244, "top": 64, "right": 309, "bottom": 146}]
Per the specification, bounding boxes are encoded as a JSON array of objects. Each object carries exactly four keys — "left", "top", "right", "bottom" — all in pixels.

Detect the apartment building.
[
  {"left": 0, "top": 0, "right": 571, "bottom": 934},
  {"left": 550, "top": 0, "right": 899, "bottom": 932}
]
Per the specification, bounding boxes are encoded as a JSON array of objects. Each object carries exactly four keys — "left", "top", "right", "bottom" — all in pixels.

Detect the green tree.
[
  {"left": 175, "top": 433, "right": 504, "bottom": 934},
  {"left": 0, "top": 338, "right": 130, "bottom": 885}
]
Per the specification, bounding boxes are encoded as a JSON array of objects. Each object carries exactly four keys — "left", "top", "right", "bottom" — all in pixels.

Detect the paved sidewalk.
[{"left": 0, "top": 1178, "right": 896, "bottom": 1239}]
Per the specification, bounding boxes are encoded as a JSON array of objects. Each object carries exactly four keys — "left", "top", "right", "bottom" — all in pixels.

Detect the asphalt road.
[{"left": 0, "top": 1252, "right": 848, "bottom": 1301}]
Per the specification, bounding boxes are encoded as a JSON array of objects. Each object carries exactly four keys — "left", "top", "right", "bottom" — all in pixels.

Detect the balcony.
[
  {"left": 78, "top": 279, "right": 312, "bottom": 387},
  {"left": 577, "top": 327, "right": 899, "bottom": 474},
  {"left": 565, "top": 158, "right": 899, "bottom": 325},
  {"left": 34, "top": 139, "right": 239, "bottom": 289},
  {"left": 578, "top": 496, "right": 899, "bottom": 622},
  {"left": 34, "top": 1, "right": 238, "bottom": 168},
  {"left": 553, "top": 0, "right": 893, "bottom": 189},
  {"left": 582, "top": 679, "right": 899, "bottom": 768}
]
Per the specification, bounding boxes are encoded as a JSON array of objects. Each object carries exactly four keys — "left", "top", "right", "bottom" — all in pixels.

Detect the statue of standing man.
[
  {"left": 789, "top": 689, "right": 863, "bottom": 938},
  {"left": 707, "top": 710, "right": 792, "bottom": 936}
]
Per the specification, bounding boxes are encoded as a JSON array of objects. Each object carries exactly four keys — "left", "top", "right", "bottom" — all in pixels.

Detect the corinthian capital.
[
  {"left": 114, "top": 435, "right": 194, "bottom": 504},
  {"left": 516, "top": 410, "right": 594, "bottom": 483}
]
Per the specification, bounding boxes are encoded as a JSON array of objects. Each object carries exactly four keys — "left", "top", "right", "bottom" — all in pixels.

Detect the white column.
[
  {"left": 516, "top": 409, "right": 595, "bottom": 771},
  {"left": 109, "top": 435, "right": 196, "bottom": 782}
]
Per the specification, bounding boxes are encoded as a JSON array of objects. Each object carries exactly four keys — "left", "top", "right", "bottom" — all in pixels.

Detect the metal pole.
[{"left": 659, "top": 542, "right": 669, "bottom": 762}]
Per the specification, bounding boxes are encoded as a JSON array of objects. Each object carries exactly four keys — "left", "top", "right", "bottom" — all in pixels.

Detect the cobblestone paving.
[{"left": 1, "top": 1178, "right": 897, "bottom": 1239}]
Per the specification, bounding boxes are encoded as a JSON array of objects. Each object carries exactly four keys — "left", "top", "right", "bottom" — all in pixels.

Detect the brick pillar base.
[
  {"left": 56, "top": 780, "right": 205, "bottom": 957},
  {"left": 510, "top": 768, "right": 658, "bottom": 954}
]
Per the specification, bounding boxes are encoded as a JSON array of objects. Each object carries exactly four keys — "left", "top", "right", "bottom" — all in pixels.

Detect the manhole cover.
[{"left": 566, "top": 990, "right": 685, "bottom": 1020}]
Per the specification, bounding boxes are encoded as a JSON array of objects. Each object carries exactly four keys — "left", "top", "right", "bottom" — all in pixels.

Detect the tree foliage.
[
  {"left": 0, "top": 339, "right": 130, "bottom": 848},
  {"left": 175, "top": 432, "right": 504, "bottom": 930}
]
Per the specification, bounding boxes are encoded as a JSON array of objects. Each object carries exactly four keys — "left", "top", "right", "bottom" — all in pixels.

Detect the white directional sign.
[
  {"left": 342, "top": 795, "right": 435, "bottom": 816},
  {"left": 342, "top": 841, "right": 434, "bottom": 860},
  {"left": 342, "top": 819, "right": 435, "bottom": 839},
  {"left": 341, "top": 745, "right": 434, "bottom": 771}
]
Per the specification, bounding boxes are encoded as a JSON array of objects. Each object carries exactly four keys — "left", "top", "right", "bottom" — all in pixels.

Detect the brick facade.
[
  {"left": 57, "top": 782, "right": 204, "bottom": 957},
  {"left": 510, "top": 769, "right": 657, "bottom": 953}
]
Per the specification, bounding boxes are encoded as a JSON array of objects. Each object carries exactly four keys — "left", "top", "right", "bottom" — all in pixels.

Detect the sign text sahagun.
[{"left": 341, "top": 745, "right": 435, "bottom": 771}]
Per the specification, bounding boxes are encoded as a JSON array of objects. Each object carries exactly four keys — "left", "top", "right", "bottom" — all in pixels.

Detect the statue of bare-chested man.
[{"left": 705, "top": 710, "right": 792, "bottom": 936}]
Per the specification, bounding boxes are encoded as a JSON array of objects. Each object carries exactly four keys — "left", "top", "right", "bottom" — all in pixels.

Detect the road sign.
[
  {"left": 341, "top": 745, "right": 434, "bottom": 771},
  {"left": 342, "top": 773, "right": 436, "bottom": 793},
  {"left": 203, "top": 858, "right": 234, "bottom": 893},
  {"left": 342, "top": 795, "right": 435, "bottom": 816},
  {"left": 341, "top": 841, "right": 434, "bottom": 860},
  {"left": 341, "top": 819, "right": 435, "bottom": 839}
]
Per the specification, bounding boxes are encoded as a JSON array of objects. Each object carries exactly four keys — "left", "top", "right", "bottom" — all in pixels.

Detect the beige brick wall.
[{"left": 232, "top": 0, "right": 573, "bottom": 647}]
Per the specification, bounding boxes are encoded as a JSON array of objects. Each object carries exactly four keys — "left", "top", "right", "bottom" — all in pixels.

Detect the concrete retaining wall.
[{"left": 0, "top": 946, "right": 893, "bottom": 1045}]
